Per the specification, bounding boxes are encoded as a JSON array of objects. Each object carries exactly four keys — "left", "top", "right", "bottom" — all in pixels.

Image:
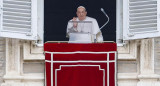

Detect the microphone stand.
[
  {"left": 100, "top": 8, "right": 110, "bottom": 30},
  {"left": 94, "top": 8, "right": 109, "bottom": 43}
]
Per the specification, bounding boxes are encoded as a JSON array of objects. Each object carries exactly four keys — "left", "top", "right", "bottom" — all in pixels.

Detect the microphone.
[
  {"left": 100, "top": 8, "right": 109, "bottom": 30},
  {"left": 101, "top": 8, "right": 106, "bottom": 15}
]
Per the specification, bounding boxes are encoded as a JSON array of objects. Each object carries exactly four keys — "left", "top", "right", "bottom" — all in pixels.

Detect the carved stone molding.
[
  {"left": 118, "top": 73, "right": 138, "bottom": 86},
  {"left": 118, "top": 40, "right": 138, "bottom": 60},
  {"left": 23, "top": 41, "right": 44, "bottom": 60}
]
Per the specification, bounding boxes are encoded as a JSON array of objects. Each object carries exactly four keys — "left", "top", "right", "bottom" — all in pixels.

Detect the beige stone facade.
[
  {"left": 0, "top": 38, "right": 160, "bottom": 86},
  {"left": 0, "top": 38, "right": 5, "bottom": 86}
]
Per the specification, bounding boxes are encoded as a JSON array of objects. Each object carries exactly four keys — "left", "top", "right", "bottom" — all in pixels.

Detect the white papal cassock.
[{"left": 67, "top": 16, "right": 103, "bottom": 43}]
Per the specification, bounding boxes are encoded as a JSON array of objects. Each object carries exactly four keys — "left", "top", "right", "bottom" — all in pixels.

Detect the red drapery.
[{"left": 44, "top": 43, "right": 117, "bottom": 86}]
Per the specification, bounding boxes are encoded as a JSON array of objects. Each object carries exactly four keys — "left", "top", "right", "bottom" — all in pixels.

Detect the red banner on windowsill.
[{"left": 44, "top": 43, "right": 117, "bottom": 86}]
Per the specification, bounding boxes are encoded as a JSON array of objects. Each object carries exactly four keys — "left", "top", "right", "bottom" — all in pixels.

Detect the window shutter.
[
  {"left": 0, "top": 0, "right": 37, "bottom": 40},
  {"left": 123, "top": 0, "right": 160, "bottom": 40}
]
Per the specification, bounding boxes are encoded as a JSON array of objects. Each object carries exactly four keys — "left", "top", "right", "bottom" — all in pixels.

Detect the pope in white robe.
[{"left": 66, "top": 6, "right": 103, "bottom": 43}]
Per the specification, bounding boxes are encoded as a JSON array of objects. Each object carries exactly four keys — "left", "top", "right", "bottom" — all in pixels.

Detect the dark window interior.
[{"left": 44, "top": 0, "right": 116, "bottom": 42}]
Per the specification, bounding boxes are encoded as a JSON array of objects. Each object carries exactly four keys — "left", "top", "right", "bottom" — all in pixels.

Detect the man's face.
[{"left": 76, "top": 7, "right": 87, "bottom": 21}]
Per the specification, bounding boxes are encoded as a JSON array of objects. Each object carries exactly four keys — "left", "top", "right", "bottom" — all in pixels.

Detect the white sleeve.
[
  {"left": 96, "top": 31, "right": 104, "bottom": 42},
  {"left": 92, "top": 19, "right": 103, "bottom": 42},
  {"left": 67, "top": 21, "right": 72, "bottom": 33},
  {"left": 92, "top": 19, "right": 100, "bottom": 34}
]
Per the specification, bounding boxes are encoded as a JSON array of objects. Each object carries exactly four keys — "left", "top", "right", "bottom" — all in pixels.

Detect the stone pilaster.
[
  {"left": 137, "top": 39, "right": 159, "bottom": 86},
  {"left": 1, "top": 38, "right": 24, "bottom": 86},
  {"left": 0, "top": 38, "right": 5, "bottom": 85}
]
